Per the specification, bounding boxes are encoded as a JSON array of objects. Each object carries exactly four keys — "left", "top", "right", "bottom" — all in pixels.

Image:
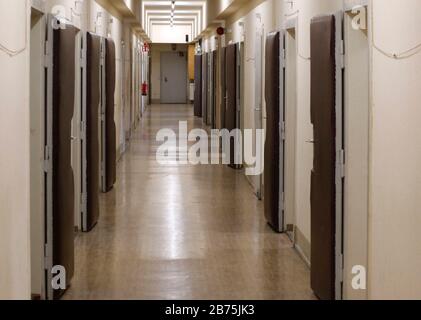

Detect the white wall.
[
  {"left": 368, "top": 0, "right": 421, "bottom": 299},
  {"left": 109, "top": 14, "right": 124, "bottom": 155},
  {"left": 151, "top": 24, "right": 192, "bottom": 44},
  {"left": 122, "top": 22, "right": 132, "bottom": 136},
  {"left": 0, "top": 0, "right": 31, "bottom": 300}
]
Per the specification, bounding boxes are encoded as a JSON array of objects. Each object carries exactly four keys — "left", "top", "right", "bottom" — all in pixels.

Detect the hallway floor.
[{"left": 64, "top": 104, "right": 314, "bottom": 300}]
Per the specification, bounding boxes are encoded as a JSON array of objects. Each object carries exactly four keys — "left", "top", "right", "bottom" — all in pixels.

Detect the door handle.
[
  {"left": 306, "top": 140, "right": 315, "bottom": 144},
  {"left": 164, "top": 77, "right": 168, "bottom": 82}
]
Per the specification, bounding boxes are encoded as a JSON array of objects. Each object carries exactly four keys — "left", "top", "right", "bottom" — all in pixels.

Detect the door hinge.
[
  {"left": 43, "top": 243, "right": 51, "bottom": 270},
  {"left": 80, "top": 121, "right": 86, "bottom": 141},
  {"left": 281, "top": 48, "right": 286, "bottom": 68},
  {"left": 279, "top": 192, "right": 285, "bottom": 211},
  {"left": 280, "top": 121, "right": 286, "bottom": 141},
  {"left": 337, "top": 252, "right": 344, "bottom": 283},
  {"left": 338, "top": 149, "right": 345, "bottom": 178},
  {"left": 80, "top": 193, "right": 87, "bottom": 210},
  {"left": 43, "top": 41, "right": 51, "bottom": 68},
  {"left": 80, "top": 48, "right": 86, "bottom": 67},
  {"left": 278, "top": 192, "right": 285, "bottom": 213},
  {"left": 339, "top": 39, "right": 345, "bottom": 69},
  {"left": 43, "top": 146, "right": 51, "bottom": 173}
]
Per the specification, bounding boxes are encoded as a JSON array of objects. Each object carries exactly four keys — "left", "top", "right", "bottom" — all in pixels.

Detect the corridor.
[
  {"left": 4, "top": 0, "right": 421, "bottom": 302},
  {"left": 64, "top": 104, "right": 313, "bottom": 300}
]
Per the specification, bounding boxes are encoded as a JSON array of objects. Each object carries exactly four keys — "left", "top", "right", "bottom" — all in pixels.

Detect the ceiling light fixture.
[{"left": 170, "top": 1, "right": 176, "bottom": 28}]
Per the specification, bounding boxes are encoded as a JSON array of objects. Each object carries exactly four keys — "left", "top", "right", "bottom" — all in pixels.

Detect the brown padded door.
[
  {"left": 310, "top": 14, "right": 336, "bottom": 300},
  {"left": 264, "top": 31, "right": 281, "bottom": 232},
  {"left": 52, "top": 25, "right": 77, "bottom": 298},
  {"left": 202, "top": 54, "right": 208, "bottom": 123},
  {"left": 220, "top": 47, "right": 226, "bottom": 129},
  {"left": 105, "top": 38, "right": 117, "bottom": 192},
  {"left": 212, "top": 50, "right": 217, "bottom": 129},
  {"left": 225, "top": 43, "right": 237, "bottom": 167},
  {"left": 86, "top": 33, "right": 100, "bottom": 230},
  {"left": 194, "top": 55, "right": 202, "bottom": 117}
]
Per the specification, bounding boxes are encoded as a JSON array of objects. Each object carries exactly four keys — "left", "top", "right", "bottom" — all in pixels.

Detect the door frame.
[
  {"left": 202, "top": 53, "right": 208, "bottom": 124},
  {"left": 80, "top": 32, "right": 88, "bottom": 231},
  {"left": 253, "top": 23, "right": 264, "bottom": 200},
  {"left": 278, "top": 30, "right": 287, "bottom": 233},
  {"left": 100, "top": 38, "right": 107, "bottom": 193},
  {"left": 30, "top": 6, "right": 46, "bottom": 299},
  {"left": 207, "top": 52, "right": 213, "bottom": 126},
  {"left": 43, "top": 14, "right": 54, "bottom": 300},
  {"left": 234, "top": 42, "right": 244, "bottom": 169},
  {"left": 334, "top": 11, "right": 345, "bottom": 300},
  {"left": 284, "top": 19, "right": 298, "bottom": 242}
]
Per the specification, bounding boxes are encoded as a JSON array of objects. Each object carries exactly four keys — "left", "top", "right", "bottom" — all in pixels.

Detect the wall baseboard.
[{"left": 294, "top": 226, "right": 311, "bottom": 268}]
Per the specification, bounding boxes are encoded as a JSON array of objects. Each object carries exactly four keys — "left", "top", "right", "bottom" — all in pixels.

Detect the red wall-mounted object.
[
  {"left": 216, "top": 27, "right": 225, "bottom": 36},
  {"left": 142, "top": 42, "right": 150, "bottom": 52},
  {"left": 141, "top": 82, "right": 148, "bottom": 96}
]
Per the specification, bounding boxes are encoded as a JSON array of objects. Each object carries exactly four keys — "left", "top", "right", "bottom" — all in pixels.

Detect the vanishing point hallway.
[{"left": 64, "top": 104, "right": 313, "bottom": 300}]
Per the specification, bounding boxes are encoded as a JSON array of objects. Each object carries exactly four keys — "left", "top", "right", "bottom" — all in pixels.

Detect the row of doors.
[
  {"left": 194, "top": 43, "right": 243, "bottom": 166},
  {"left": 81, "top": 32, "right": 117, "bottom": 231},
  {"left": 263, "top": 10, "right": 369, "bottom": 300},
  {"left": 30, "top": 14, "right": 117, "bottom": 299},
  {"left": 263, "top": 14, "right": 343, "bottom": 301}
]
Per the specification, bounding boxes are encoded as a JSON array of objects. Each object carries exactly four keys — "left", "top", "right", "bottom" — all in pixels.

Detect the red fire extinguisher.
[{"left": 141, "top": 82, "right": 148, "bottom": 96}]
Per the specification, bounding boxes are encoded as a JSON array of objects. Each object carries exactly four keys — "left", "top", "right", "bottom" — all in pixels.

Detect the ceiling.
[{"left": 141, "top": 0, "right": 207, "bottom": 42}]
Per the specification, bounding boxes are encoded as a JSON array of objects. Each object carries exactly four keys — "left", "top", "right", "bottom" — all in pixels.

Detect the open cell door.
[
  {"left": 207, "top": 52, "right": 213, "bottom": 127},
  {"left": 310, "top": 13, "right": 344, "bottom": 300},
  {"left": 202, "top": 54, "right": 208, "bottom": 124},
  {"left": 212, "top": 50, "right": 218, "bottom": 129},
  {"left": 101, "top": 38, "right": 117, "bottom": 193},
  {"left": 194, "top": 55, "right": 202, "bottom": 117},
  {"left": 264, "top": 31, "right": 286, "bottom": 233},
  {"left": 220, "top": 47, "right": 226, "bottom": 129},
  {"left": 80, "top": 32, "right": 101, "bottom": 232},
  {"left": 225, "top": 43, "right": 241, "bottom": 168},
  {"left": 44, "top": 15, "right": 78, "bottom": 299}
]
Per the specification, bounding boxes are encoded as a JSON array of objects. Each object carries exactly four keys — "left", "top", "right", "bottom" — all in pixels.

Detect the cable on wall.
[
  {"left": 284, "top": 10, "right": 299, "bottom": 18},
  {"left": 0, "top": 1, "right": 28, "bottom": 57},
  {"left": 371, "top": 1, "right": 421, "bottom": 60}
]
